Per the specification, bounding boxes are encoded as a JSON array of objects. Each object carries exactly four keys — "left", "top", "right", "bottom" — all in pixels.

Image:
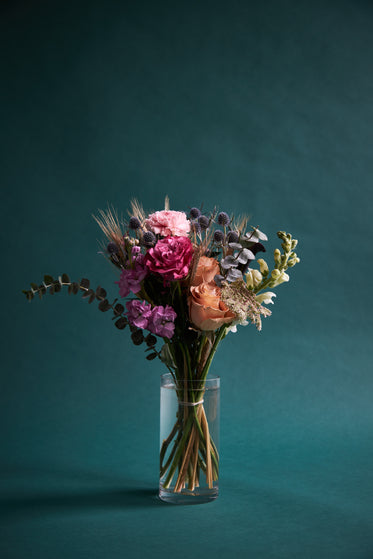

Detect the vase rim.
[{"left": 160, "top": 372, "right": 220, "bottom": 389}]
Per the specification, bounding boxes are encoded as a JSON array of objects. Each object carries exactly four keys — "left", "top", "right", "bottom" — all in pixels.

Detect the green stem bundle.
[{"left": 160, "top": 327, "right": 225, "bottom": 493}]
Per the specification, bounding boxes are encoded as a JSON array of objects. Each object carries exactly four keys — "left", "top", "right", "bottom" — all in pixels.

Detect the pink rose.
[
  {"left": 145, "top": 236, "right": 194, "bottom": 281},
  {"left": 145, "top": 210, "right": 190, "bottom": 237}
]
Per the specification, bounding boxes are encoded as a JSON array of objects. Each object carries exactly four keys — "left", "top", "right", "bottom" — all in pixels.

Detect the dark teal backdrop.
[{"left": 1, "top": 1, "right": 373, "bottom": 557}]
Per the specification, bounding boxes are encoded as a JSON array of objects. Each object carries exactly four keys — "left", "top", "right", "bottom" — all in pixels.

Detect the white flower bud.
[
  {"left": 245, "top": 268, "right": 262, "bottom": 289},
  {"left": 277, "top": 271, "right": 290, "bottom": 284},
  {"left": 257, "top": 258, "right": 269, "bottom": 276},
  {"left": 288, "top": 256, "right": 300, "bottom": 267},
  {"left": 271, "top": 269, "right": 281, "bottom": 280},
  {"left": 274, "top": 249, "right": 281, "bottom": 266}
]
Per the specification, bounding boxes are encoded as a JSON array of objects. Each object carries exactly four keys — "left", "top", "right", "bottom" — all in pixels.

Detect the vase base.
[{"left": 158, "top": 485, "right": 218, "bottom": 505}]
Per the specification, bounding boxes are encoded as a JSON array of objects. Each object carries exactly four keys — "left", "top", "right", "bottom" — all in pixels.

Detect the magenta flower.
[
  {"left": 144, "top": 236, "right": 194, "bottom": 282},
  {"left": 126, "top": 300, "right": 153, "bottom": 329},
  {"left": 116, "top": 248, "right": 148, "bottom": 297},
  {"left": 148, "top": 305, "right": 177, "bottom": 339}
]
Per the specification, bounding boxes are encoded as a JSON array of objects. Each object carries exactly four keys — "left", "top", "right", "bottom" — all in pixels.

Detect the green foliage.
[
  {"left": 115, "top": 317, "right": 128, "bottom": 329},
  {"left": 22, "top": 273, "right": 130, "bottom": 333},
  {"left": 22, "top": 272, "right": 166, "bottom": 362}
]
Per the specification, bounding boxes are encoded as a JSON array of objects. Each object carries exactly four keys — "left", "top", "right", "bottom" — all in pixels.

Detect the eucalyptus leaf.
[
  {"left": 82, "top": 288, "right": 94, "bottom": 299},
  {"left": 98, "top": 299, "right": 111, "bottom": 312},
  {"left": 226, "top": 268, "right": 243, "bottom": 282},
  {"left": 53, "top": 281, "right": 61, "bottom": 293},
  {"left": 23, "top": 290, "right": 34, "bottom": 301},
  {"left": 44, "top": 275, "right": 54, "bottom": 284},
  {"left": 115, "top": 317, "right": 127, "bottom": 330},
  {"left": 237, "top": 248, "right": 255, "bottom": 264},
  {"left": 88, "top": 293, "right": 96, "bottom": 304},
  {"left": 114, "top": 303, "right": 124, "bottom": 316},
  {"left": 71, "top": 282, "right": 79, "bottom": 295},
  {"left": 221, "top": 255, "right": 237, "bottom": 270},
  {"left": 96, "top": 286, "right": 107, "bottom": 299}
]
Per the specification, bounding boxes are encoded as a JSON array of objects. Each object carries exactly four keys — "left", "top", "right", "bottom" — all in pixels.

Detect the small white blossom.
[
  {"left": 257, "top": 258, "right": 269, "bottom": 275},
  {"left": 256, "top": 292, "right": 276, "bottom": 305},
  {"left": 227, "top": 318, "right": 249, "bottom": 333},
  {"left": 246, "top": 269, "right": 262, "bottom": 289}
]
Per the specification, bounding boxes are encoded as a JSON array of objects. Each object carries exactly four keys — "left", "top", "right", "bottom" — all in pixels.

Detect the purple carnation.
[
  {"left": 116, "top": 248, "right": 148, "bottom": 297},
  {"left": 126, "top": 300, "right": 153, "bottom": 329},
  {"left": 148, "top": 305, "right": 177, "bottom": 339}
]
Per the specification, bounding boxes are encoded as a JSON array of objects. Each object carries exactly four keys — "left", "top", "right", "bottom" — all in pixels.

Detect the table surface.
[{"left": 1, "top": 433, "right": 372, "bottom": 559}]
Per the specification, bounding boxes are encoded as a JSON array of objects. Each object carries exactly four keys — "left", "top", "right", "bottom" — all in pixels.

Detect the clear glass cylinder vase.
[{"left": 159, "top": 373, "right": 220, "bottom": 504}]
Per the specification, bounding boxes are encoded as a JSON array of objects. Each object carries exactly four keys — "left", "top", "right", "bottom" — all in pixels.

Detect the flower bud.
[
  {"left": 278, "top": 271, "right": 290, "bottom": 284},
  {"left": 274, "top": 249, "right": 281, "bottom": 266},
  {"left": 288, "top": 256, "right": 300, "bottom": 267},
  {"left": 257, "top": 258, "right": 269, "bottom": 276},
  {"left": 246, "top": 268, "right": 262, "bottom": 288},
  {"left": 272, "top": 271, "right": 290, "bottom": 285},
  {"left": 271, "top": 269, "right": 281, "bottom": 280},
  {"left": 277, "top": 231, "right": 287, "bottom": 241}
]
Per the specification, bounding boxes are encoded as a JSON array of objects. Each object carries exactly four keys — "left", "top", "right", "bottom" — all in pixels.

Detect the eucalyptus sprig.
[{"left": 22, "top": 274, "right": 158, "bottom": 356}]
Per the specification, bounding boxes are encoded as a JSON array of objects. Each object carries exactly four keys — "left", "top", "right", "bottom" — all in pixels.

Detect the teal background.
[{"left": 1, "top": 0, "right": 373, "bottom": 557}]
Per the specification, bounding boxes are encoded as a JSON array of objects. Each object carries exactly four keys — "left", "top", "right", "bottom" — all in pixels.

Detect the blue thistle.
[
  {"left": 214, "top": 230, "right": 225, "bottom": 243},
  {"left": 129, "top": 216, "right": 141, "bottom": 230},
  {"left": 107, "top": 242, "right": 119, "bottom": 254},
  {"left": 142, "top": 231, "right": 156, "bottom": 247},
  {"left": 191, "top": 220, "right": 201, "bottom": 234},
  {"left": 198, "top": 215, "right": 210, "bottom": 230},
  {"left": 217, "top": 212, "right": 230, "bottom": 226},
  {"left": 226, "top": 231, "right": 239, "bottom": 243},
  {"left": 190, "top": 207, "right": 201, "bottom": 219}
]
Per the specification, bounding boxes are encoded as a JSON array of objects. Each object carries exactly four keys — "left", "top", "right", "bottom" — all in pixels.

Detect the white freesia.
[{"left": 255, "top": 292, "right": 276, "bottom": 305}]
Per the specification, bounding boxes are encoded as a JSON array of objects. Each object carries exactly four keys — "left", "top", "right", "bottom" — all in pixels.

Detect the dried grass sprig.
[{"left": 93, "top": 206, "right": 125, "bottom": 245}]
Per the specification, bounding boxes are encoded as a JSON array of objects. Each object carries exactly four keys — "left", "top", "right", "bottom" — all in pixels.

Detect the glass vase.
[{"left": 159, "top": 373, "right": 220, "bottom": 504}]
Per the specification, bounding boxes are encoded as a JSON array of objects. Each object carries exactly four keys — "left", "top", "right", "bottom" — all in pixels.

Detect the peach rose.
[
  {"left": 191, "top": 256, "right": 220, "bottom": 286},
  {"left": 188, "top": 282, "right": 236, "bottom": 331}
]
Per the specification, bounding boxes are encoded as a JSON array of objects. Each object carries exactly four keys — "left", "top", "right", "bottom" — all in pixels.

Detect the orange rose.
[
  {"left": 191, "top": 256, "right": 220, "bottom": 287},
  {"left": 188, "top": 282, "right": 236, "bottom": 331}
]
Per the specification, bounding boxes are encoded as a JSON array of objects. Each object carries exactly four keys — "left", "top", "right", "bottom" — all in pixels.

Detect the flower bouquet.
[{"left": 23, "top": 197, "right": 300, "bottom": 504}]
